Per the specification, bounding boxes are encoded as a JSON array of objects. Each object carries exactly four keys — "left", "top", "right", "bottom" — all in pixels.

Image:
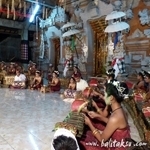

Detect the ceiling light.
[{"left": 29, "top": 4, "right": 40, "bottom": 23}]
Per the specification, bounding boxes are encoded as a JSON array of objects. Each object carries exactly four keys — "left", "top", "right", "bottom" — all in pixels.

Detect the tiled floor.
[{"left": 0, "top": 88, "right": 141, "bottom": 150}]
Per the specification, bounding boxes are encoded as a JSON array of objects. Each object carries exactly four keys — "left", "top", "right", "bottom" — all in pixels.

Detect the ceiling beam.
[{"left": 0, "top": 18, "right": 36, "bottom": 31}]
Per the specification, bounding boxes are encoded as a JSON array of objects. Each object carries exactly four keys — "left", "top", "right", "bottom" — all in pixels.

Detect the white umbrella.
[
  {"left": 105, "top": 21, "right": 129, "bottom": 33},
  {"left": 62, "top": 29, "right": 81, "bottom": 37},
  {"left": 61, "top": 22, "right": 76, "bottom": 29},
  {"left": 105, "top": 11, "right": 126, "bottom": 20}
]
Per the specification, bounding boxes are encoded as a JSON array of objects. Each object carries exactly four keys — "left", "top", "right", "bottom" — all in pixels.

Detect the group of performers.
[
  {"left": 0, "top": 61, "right": 23, "bottom": 75},
  {"left": 1, "top": 61, "right": 150, "bottom": 149},
  {"left": 51, "top": 67, "right": 150, "bottom": 150},
  {"left": 8, "top": 62, "right": 61, "bottom": 92}
]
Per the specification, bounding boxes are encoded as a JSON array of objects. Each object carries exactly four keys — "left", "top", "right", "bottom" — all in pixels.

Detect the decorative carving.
[
  {"left": 139, "top": 9, "right": 150, "bottom": 25},
  {"left": 81, "top": 43, "right": 88, "bottom": 63},
  {"left": 78, "top": 56, "right": 86, "bottom": 73},
  {"left": 87, "top": 0, "right": 99, "bottom": 14},
  {"left": 113, "top": 42, "right": 125, "bottom": 59},
  {"left": 143, "top": 0, "right": 150, "bottom": 6},
  {"left": 144, "top": 29, "right": 150, "bottom": 38},
  {"left": 63, "top": 46, "right": 73, "bottom": 77},
  {"left": 121, "top": 0, "right": 134, "bottom": 19},
  {"left": 127, "top": 29, "right": 145, "bottom": 39},
  {"left": 106, "top": 37, "right": 114, "bottom": 62},
  {"left": 112, "top": 0, "right": 122, "bottom": 11},
  {"left": 39, "top": 7, "right": 66, "bottom": 28}
]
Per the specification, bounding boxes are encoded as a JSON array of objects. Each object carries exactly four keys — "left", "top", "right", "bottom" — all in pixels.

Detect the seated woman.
[
  {"left": 63, "top": 77, "right": 76, "bottom": 98},
  {"left": 132, "top": 72, "right": 147, "bottom": 91},
  {"left": 0, "top": 61, "right": 7, "bottom": 73},
  {"left": 49, "top": 71, "right": 61, "bottom": 92},
  {"left": 48, "top": 64, "right": 54, "bottom": 81},
  {"left": 72, "top": 66, "right": 82, "bottom": 78},
  {"left": 144, "top": 71, "right": 150, "bottom": 100},
  {"left": 11, "top": 70, "right": 26, "bottom": 89},
  {"left": 28, "top": 62, "right": 37, "bottom": 75},
  {"left": 30, "top": 70, "right": 42, "bottom": 91},
  {"left": 7, "top": 63, "right": 16, "bottom": 75},
  {"left": 78, "top": 83, "right": 130, "bottom": 150}
]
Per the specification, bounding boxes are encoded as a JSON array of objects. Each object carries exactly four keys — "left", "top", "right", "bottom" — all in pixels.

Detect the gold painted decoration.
[
  {"left": 89, "top": 16, "right": 108, "bottom": 75},
  {"left": 13, "top": 9, "right": 15, "bottom": 20},
  {"left": 11, "top": 0, "right": 14, "bottom": 12},
  {"left": 24, "top": 1, "right": 26, "bottom": 17},
  {"left": 7, "top": 3, "right": 9, "bottom": 18},
  {"left": 0, "top": 0, "right": 2, "bottom": 9},
  {"left": 19, "top": 0, "right": 22, "bottom": 9}
]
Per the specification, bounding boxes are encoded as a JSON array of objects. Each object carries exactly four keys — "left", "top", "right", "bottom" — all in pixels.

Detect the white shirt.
[
  {"left": 76, "top": 79, "right": 89, "bottom": 91},
  {"left": 14, "top": 74, "right": 26, "bottom": 82}
]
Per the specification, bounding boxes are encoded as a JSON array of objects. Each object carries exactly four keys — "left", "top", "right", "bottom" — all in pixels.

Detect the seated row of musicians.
[
  {"left": 79, "top": 83, "right": 130, "bottom": 150},
  {"left": 132, "top": 71, "right": 150, "bottom": 100},
  {"left": 10, "top": 70, "right": 26, "bottom": 89},
  {"left": 62, "top": 73, "right": 89, "bottom": 99},
  {"left": 30, "top": 70, "right": 61, "bottom": 92},
  {"left": 52, "top": 68, "right": 131, "bottom": 150},
  {"left": 10, "top": 69, "right": 61, "bottom": 92},
  {"left": 72, "top": 69, "right": 150, "bottom": 149},
  {"left": 61, "top": 67, "right": 117, "bottom": 100},
  {"left": 0, "top": 61, "right": 23, "bottom": 75}
]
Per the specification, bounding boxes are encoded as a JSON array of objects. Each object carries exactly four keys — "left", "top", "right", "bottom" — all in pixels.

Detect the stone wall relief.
[
  {"left": 81, "top": 43, "right": 88, "bottom": 63},
  {"left": 105, "top": 9, "right": 130, "bottom": 78},
  {"left": 139, "top": 9, "right": 150, "bottom": 26},
  {"left": 71, "top": 1, "right": 84, "bottom": 23},
  {"left": 59, "top": 3, "right": 88, "bottom": 77},
  {"left": 63, "top": 45, "right": 73, "bottom": 77},
  {"left": 143, "top": 0, "right": 150, "bottom": 6},
  {"left": 110, "top": 0, "right": 134, "bottom": 19},
  {"left": 38, "top": 6, "right": 67, "bottom": 65},
  {"left": 106, "top": 36, "right": 114, "bottom": 62},
  {"left": 124, "top": 28, "right": 150, "bottom": 73},
  {"left": 86, "top": 0, "right": 100, "bottom": 14},
  {"left": 39, "top": 7, "right": 67, "bottom": 28},
  {"left": 62, "top": 32, "right": 88, "bottom": 77}
]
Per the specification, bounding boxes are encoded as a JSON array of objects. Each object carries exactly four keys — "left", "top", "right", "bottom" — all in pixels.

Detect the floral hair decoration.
[
  {"left": 110, "top": 80, "right": 128, "bottom": 98},
  {"left": 54, "top": 71, "right": 59, "bottom": 75},
  {"left": 106, "top": 68, "right": 115, "bottom": 75}
]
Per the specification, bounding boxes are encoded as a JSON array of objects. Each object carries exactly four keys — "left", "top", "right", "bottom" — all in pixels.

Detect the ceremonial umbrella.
[
  {"left": 61, "top": 22, "right": 76, "bottom": 29},
  {"left": 105, "top": 11, "right": 126, "bottom": 20},
  {"left": 104, "top": 21, "right": 129, "bottom": 33},
  {"left": 62, "top": 29, "right": 81, "bottom": 37}
]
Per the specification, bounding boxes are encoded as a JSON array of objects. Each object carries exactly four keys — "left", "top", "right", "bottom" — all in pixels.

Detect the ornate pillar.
[{"left": 20, "top": 21, "right": 30, "bottom": 66}]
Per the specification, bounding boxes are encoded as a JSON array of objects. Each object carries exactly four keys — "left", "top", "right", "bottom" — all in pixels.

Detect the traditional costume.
[
  {"left": 50, "top": 71, "right": 61, "bottom": 92},
  {"left": 51, "top": 128, "right": 80, "bottom": 150},
  {"left": 78, "top": 125, "right": 130, "bottom": 150},
  {"left": 11, "top": 73, "right": 26, "bottom": 89},
  {"left": 30, "top": 71, "right": 43, "bottom": 90},
  {"left": 51, "top": 80, "right": 61, "bottom": 92}
]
